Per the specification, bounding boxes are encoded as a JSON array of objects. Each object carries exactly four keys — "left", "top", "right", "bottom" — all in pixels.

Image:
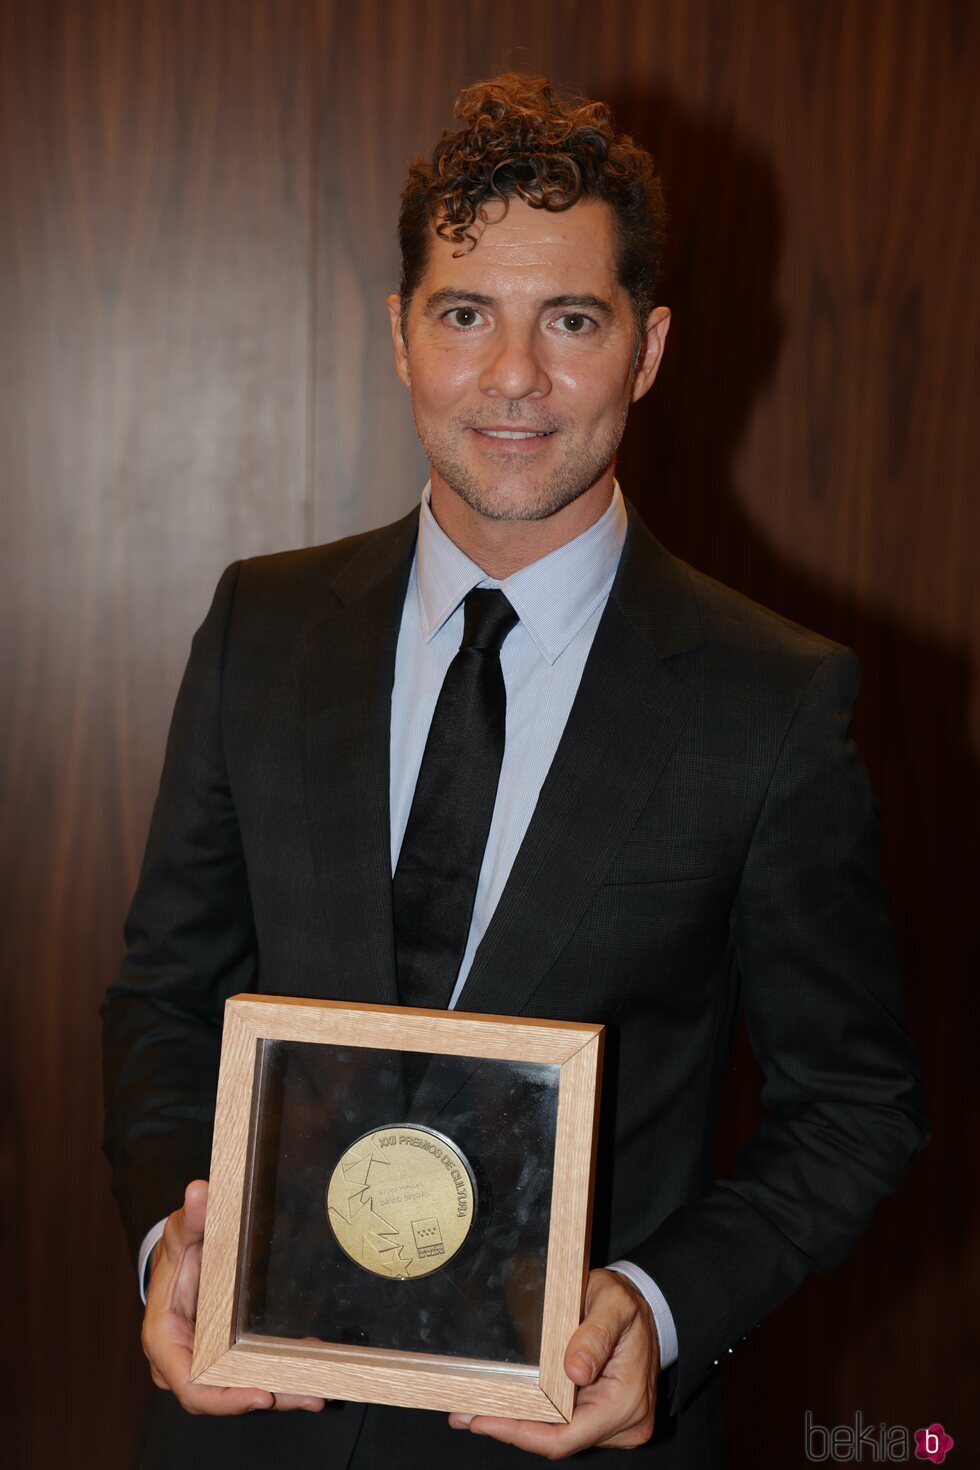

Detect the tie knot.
[{"left": 460, "top": 588, "right": 519, "bottom": 653}]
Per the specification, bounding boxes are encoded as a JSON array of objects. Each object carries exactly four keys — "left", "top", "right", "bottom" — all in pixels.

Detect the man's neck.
[{"left": 428, "top": 473, "right": 616, "bottom": 579}]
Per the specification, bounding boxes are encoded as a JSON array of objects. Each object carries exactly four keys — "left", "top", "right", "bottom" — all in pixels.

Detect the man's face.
[{"left": 388, "top": 196, "right": 670, "bottom": 523}]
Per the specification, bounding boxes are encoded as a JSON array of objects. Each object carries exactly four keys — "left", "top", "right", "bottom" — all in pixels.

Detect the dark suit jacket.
[{"left": 102, "top": 501, "right": 929, "bottom": 1468}]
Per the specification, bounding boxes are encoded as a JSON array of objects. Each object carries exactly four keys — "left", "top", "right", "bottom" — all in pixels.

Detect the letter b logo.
[{"left": 804, "top": 1410, "right": 830, "bottom": 1462}]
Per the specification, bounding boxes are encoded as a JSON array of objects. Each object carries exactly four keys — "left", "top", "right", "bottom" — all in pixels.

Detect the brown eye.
[
  {"left": 556, "top": 313, "right": 596, "bottom": 334},
  {"left": 447, "top": 307, "right": 481, "bottom": 327}
]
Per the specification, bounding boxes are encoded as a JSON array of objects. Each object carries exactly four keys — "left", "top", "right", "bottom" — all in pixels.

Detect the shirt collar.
[{"left": 415, "top": 481, "right": 628, "bottom": 664}]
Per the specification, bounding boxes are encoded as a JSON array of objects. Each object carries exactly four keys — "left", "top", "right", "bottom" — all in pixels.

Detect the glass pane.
[{"left": 237, "top": 1039, "right": 560, "bottom": 1365}]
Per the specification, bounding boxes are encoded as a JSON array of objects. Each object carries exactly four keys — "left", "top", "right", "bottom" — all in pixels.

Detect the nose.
[{"left": 478, "top": 324, "right": 552, "bottom": 402}]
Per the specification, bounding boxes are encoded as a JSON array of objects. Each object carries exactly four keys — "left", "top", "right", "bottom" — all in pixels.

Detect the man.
[{"left": 102, "top": 74, "right": 929, "bottom": 1467}]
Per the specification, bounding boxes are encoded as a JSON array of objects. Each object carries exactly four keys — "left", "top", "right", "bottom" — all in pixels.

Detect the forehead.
[{"left": 416, "top": 195, "right": 622, "bottom": 302}]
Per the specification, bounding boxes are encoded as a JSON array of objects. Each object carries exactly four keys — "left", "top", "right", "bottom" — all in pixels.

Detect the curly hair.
[{"left": 397, "top": 74, "right": 667, "bottom": 338}]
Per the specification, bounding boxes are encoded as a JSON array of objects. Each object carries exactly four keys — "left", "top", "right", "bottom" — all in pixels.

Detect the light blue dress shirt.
[{"left": 140, "top": 480, "right": 678, "bottom": 1372}]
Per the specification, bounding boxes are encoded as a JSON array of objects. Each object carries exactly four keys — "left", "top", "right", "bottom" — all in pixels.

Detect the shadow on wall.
[{"left": 610, "top": 86, "right": 972, "bottom": 1452}]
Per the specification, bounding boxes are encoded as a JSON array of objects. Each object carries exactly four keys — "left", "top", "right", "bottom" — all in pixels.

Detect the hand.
[
  {"left": 142, "top": 1179, "right": 326, "bottom": 1415},
  {"left": 447, "top": 1268, "right": 659, "bottom": 1457}
]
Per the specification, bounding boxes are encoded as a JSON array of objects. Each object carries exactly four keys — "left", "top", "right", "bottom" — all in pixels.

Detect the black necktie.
[{"left": 394, "top": 588, "right": 520, "bottom": 1010}]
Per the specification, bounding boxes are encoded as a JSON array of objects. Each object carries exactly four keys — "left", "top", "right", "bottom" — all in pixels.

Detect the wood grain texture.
[
  {"left": 225, "top": 992, "right": 602, "bottom": 1060},
  {"left": 191, "top": 1006, "right": 259, "bottom": 1380},
  {"left": 197, "top": 1338, "right": 562, "bottom": 1420},
  {"left": 191, "top": 998, "right": 601, "bottom": 1420},
  {"left": 0, "top": 1, "right": 313, "bottom": 1463},
  {"left": 3, "top": 1, "right": 976, "bottom": 1463},
  {"left": 539, "top": 1035, "right": 604, "bottom": 1423}
]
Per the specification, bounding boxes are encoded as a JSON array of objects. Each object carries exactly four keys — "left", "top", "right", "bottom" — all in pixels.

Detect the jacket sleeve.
[
  {"left": 629, "top": 646, "right": 931, "bottom": 1414},
  {"left": 101, "top": 561, "right": 257, "bottom": 1269}
]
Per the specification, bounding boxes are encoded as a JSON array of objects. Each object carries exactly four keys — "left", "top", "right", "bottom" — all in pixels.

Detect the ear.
[
  {"left": 387, "top": 293, "right": 411, "bottom": 388},
  {"left": 630, "top": 306, "right": 671, "bottom": 403}
]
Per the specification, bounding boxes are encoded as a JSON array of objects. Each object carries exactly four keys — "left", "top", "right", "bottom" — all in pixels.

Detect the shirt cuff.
[
  {"left": 137, "top": 1218, "right": 168, "bottom": 1305},
  {"left": 606, "top": 1259, "right": 679, "bottom": 1369}
]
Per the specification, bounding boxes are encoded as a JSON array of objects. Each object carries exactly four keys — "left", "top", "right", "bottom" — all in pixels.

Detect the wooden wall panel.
[
  {"left": 0, "top": 2, "right": 313, "bottom": 1464},
  {"left": 3, "top": 1, "right": 976, "bottom": 1463}
]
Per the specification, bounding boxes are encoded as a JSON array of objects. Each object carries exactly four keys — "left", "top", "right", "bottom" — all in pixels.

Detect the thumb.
[
  {"left": 168, "top": 1178, "right": 209, "bottom": 1253},
  {"left": 563, "top": 1275, "right": 632, "bottom": 1387},
  {"left": 155, "top": 1180, "right": 209, "bottom": 1319}
]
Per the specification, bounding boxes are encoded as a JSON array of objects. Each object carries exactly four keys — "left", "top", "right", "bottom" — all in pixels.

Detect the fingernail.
[
  {"left": 302, "top": 1398, "right": 322, "bottom": 1411},
  {"left": 574, "top": 1352, "right": 596, "bottom": 1379},
  {"left": 449, "top": 1413, "right": 474, "bottom": 1428}
]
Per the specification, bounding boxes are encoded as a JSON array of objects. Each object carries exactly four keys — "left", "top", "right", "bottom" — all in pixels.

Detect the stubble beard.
[{"left": 414, "top": 405, "right": 630, "bottom": 523}]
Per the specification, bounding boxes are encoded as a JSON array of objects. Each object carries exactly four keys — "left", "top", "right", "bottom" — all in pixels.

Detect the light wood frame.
[{"left": 191, "top": 994, "right": 603, "bottom": 1422}]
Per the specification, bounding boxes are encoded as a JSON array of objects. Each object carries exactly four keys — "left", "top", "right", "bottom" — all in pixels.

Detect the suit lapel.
[
  {"left": 455, "top": 507, "right": 702, "bottom": 1018},
  {"left": 299, "top": 511, "right": 418, "bottom": 1006}
]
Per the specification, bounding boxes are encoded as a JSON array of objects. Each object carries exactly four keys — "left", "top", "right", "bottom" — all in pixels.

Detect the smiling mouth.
[{"left": 472, "top": 428, "right": 555, "bottom": 440}]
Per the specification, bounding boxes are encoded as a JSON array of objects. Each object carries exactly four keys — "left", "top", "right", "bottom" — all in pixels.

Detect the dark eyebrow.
[
  {"left": 423, "top": 288, "right": 615, "bottom": 318},
  {"left": 424, "top": 288, "right": 496, "bottom": 312},
  {"left": 540, "top": 294, "right": 615, "bottom": 318}
]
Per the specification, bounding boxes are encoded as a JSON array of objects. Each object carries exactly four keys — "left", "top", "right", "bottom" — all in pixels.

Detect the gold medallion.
[{"left": 326, "top": 1124, "right": 476, "bottom": 1279}]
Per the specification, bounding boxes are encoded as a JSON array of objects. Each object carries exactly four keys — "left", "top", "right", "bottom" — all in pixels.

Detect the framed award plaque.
[{"left": 191, "top": 994, "right": 603, "bottom": 1422}]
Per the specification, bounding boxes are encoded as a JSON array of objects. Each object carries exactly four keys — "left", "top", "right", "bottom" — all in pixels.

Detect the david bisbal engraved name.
[{"left": 326, "top": 1125, "right": 475, "bottom": 1279}]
